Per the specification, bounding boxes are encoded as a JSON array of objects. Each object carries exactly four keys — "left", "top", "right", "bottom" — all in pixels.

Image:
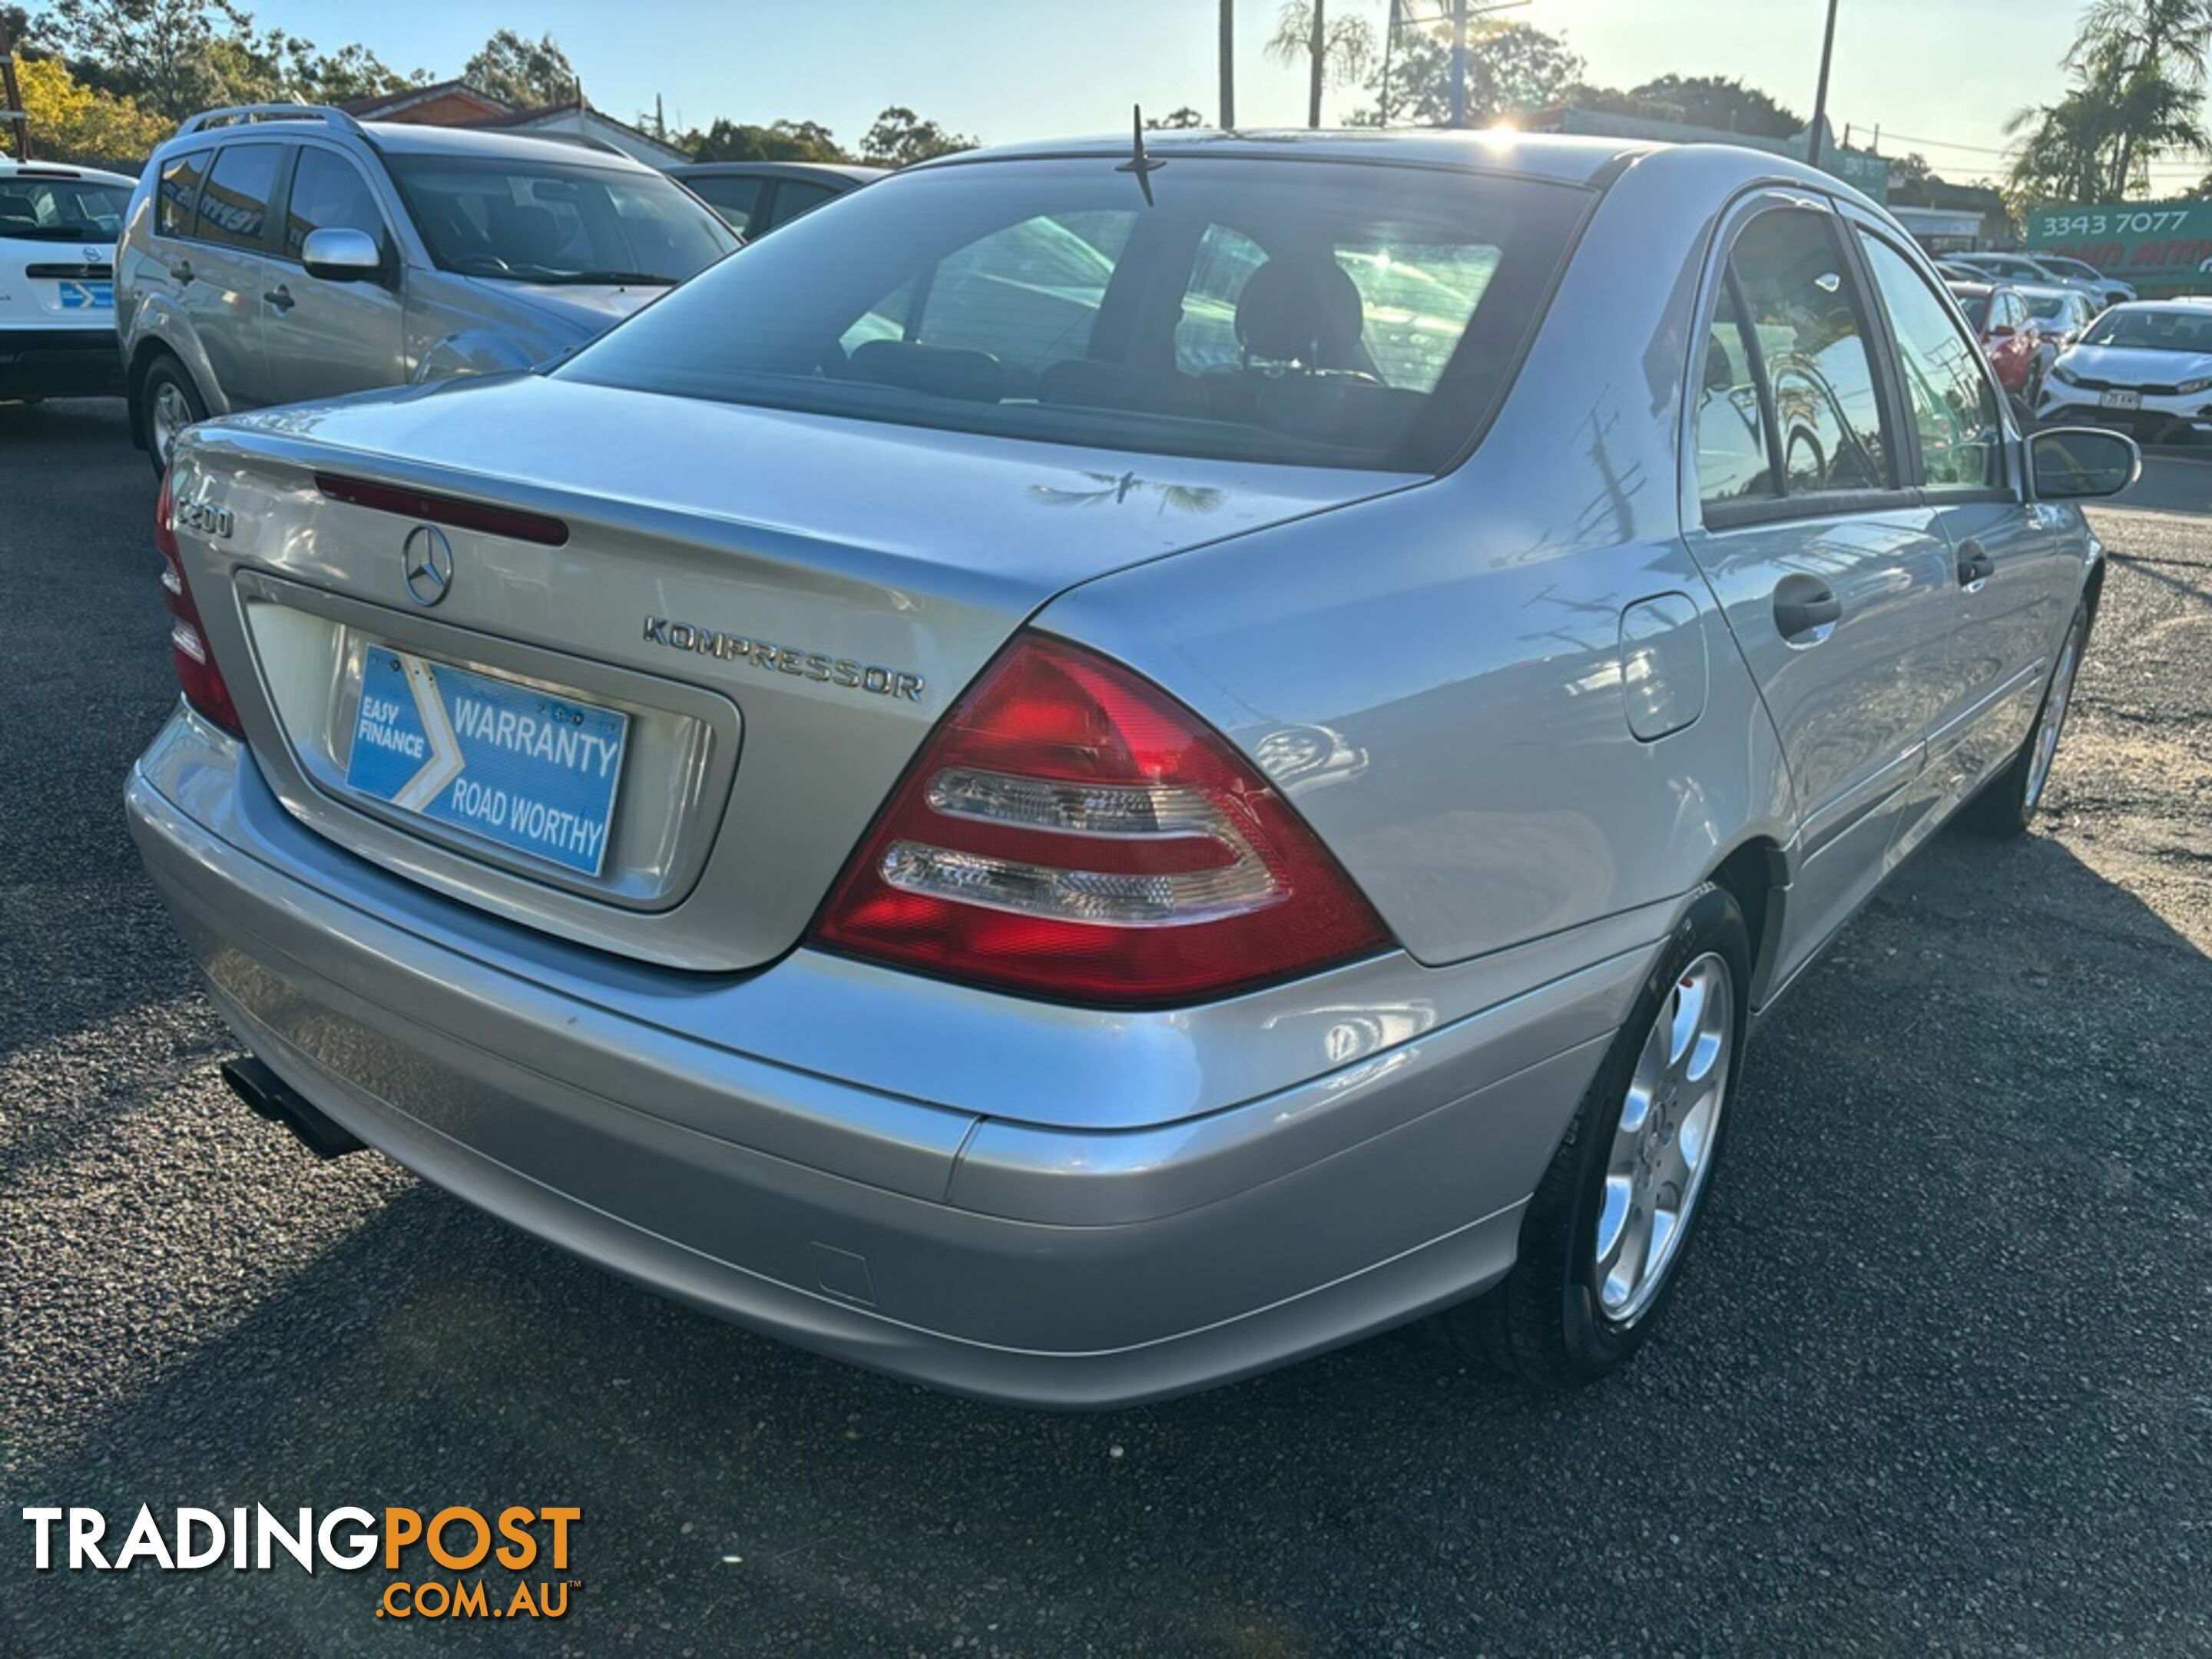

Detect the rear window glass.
[
  {"left": 560, "top": 156, "right": 1588, "bottom": 472},
  {"left": 0, "top": 173, "right": 130, "bottom": 240}
]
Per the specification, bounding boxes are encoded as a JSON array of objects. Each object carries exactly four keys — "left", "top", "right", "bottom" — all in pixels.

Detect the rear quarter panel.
[{"left": 1037, "top": 147, "right": 1800, "bottom": 968}]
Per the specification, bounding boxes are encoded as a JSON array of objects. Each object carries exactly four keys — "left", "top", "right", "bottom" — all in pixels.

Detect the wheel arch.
[{"left": 1702, "top": 836, "right": 1790, "bottom": 1011}]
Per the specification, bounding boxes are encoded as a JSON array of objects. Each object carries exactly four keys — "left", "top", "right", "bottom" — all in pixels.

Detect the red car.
[{"left": 1946, "top": 281, "right": 2045, "bottom": 399}]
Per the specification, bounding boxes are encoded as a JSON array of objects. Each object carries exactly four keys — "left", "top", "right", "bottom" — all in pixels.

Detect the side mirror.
[
  {"left": 2030, "top": 427, "right": 2141, "bottom": 500},
  {"left": 301, "top": 227, "right": 386, "bottom": 284}
]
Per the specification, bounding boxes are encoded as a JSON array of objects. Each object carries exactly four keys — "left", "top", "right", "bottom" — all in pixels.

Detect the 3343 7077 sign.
[{"left": 2026, "top": 200, "right": 2212, "bottom": 293}]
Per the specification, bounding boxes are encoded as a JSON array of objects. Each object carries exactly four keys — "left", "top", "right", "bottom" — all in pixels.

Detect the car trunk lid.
[{"left": 174, "top": 373, "right": 1411, "bottom": 971}]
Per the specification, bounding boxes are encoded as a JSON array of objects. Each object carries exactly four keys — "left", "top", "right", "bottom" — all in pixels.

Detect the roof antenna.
[{"left": 1117, "top": 103, "right": 1166, "bottom": 206}]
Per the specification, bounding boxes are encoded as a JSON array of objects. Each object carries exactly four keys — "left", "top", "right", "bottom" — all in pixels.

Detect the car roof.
[
  {"left": 2012, "top": 283, "right": 2083, "bottom": 300},
  {"left": 1946, "top": 280, "right": 1995, "bottom": 296},
  {"left": 912, "top": 127, "right": 1655, "bottom": 187},
  {"left": 673, "top": 160, "right": 886, "bottom": 184},
  {"left": 358, "top": 121, "right": 662, "bottom": 170},
  {"left": 0, "top": 157, "right": 137, "bottom": 189},
  {"left": 155, "top": 115, "right": 664, "bottom": 173},
  {"left": 2101, "top": 299, "right": 2212, "bottom": 317}
]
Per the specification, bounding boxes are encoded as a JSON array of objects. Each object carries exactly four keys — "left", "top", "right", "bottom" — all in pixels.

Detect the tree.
[
  {"left": 31, "top": 0, "right": 414, "bottom": 121},
  {"left": 1889, "top": 151, "right": 1933, "bottom": 187},
  {"left": 33, "top": 0, "right": 241, "bottom": 121},
  {"left": 2070, "top": 0, "right": 2212, "bottom": 194},
  {"left": 2010, "top": 0, "right": 2212, "bottom": 203},
  {"left": 1146, "top": 104, "right": 1204, "bottom": 129},
  {"left": 1624, "top": 73, "right": 1800, "bottom": 138},
  {"left": 462, "top": 29, "right": 576, "bottom": 108},
  {"left": 13, "top": 51, "right": 167, "bottom": 160},
  {"left": 858, "top": 105, "right": 974, "bottom": 168},
  {"left": 693, "top": 117, "right": 848, "bottom": 164},
  {"left": 1266, "top": 1, "right": 1373, "bottom": 127},
  {"left": 204, "top": 23, "right": 412, "bottom": 106},
  {"left": 1365, "top": 21, "right": 1582, "bottom": 129}
]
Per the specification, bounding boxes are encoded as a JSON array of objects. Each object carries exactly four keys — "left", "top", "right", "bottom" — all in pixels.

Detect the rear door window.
[
  {"left": 194, "top": 144, "right": 283, "bottom": 251},
  {"left": 1723, "top": 207, "right": 1892, "bottom": 497},
  {"left": 1695, "top": 278, "right": 1777, "bottom": 506},
  {"left": 767, "top": 180, "right": 839, "bottom": 227},
  {"left": 690, "top": 174, "right": 764, "bottom": 236}
]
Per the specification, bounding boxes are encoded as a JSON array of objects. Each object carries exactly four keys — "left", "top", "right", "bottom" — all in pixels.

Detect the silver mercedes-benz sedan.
[{"left": 127, "top": 130, "right": 2137, "bottom": 1407}]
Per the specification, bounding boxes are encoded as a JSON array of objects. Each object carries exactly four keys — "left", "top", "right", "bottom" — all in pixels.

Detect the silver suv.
[{"left": 117, "top": 104, "right": 737, "bottom": 472}]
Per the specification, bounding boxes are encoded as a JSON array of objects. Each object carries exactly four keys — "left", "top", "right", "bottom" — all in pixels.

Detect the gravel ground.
[{"left": 2, "top": 399, "right": 2207, "bottom": 1657}]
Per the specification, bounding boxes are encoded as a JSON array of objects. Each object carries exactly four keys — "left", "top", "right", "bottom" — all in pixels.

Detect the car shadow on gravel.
[{"left": 6, "top": 818, "right": 2207, "bottom": 1658}]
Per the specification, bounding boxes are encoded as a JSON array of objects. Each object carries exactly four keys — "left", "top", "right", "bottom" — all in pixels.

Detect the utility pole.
[
  {"left": 1219, "top": 0, "right": 1234, "bottom": 128},
  {"left": 0, "top": 12, "right": 31, "bottom": 162},
  {"left": 1806, "top": 0, "right": 1839, "bottom": 172},
  {"left": 1306, "top": 0, "right": 1325, "bottom": 129},
  {"left": 1449, "top": 0, "right": 1468, "bottom": 129},
  {"left": 1379, "top": 0, "right": 1399, "bottom": 125}
]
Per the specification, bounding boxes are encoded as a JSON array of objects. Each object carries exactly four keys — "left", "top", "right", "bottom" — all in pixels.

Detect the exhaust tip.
[{"left": 220, "top": 1058, "right": 366, "bottom": 1160}]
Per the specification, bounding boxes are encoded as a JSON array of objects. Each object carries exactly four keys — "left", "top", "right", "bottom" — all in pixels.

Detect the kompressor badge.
[{"left": 642, "top": 616, "right": 924, "bottom": 701}]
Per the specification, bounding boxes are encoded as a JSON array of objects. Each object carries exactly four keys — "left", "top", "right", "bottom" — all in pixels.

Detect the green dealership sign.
[{"left": 2025, "top": 200, "right": 2212, "bottom": 293}]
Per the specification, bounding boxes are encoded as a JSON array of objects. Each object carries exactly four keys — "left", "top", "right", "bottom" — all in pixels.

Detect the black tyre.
[
  {"left": 1435, "top": 882, "right": 1752, "bottom": 1389},
  {"left": 1969, "top": 598, "right": 2090, "bottom": 837},
  {"left": 138, "top": 354, "right": 207, "bottom": 477}
]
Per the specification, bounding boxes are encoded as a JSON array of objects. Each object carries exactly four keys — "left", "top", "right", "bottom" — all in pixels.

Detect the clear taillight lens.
[
  {"left": 154, "top": 475, "right": 242, "bottom": 737},
  {"left": 810, "top": 634, "right": 1391, "bottom": 1006}
]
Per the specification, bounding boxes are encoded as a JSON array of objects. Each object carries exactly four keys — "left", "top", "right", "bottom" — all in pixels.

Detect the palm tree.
[
  {"left": 2068, "top": 0, "right": 2212, "bottom": 195},
  {"left": 1265, "top": 1, "right": 1376, "bottom": 127}
]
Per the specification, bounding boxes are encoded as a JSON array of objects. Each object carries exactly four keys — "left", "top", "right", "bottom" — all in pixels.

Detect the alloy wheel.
[{"left": 1593, "top": 952, "right": 1734, "bottom": 1326}]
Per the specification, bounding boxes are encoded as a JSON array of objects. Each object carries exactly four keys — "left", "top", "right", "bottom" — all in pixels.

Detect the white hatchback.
[{"left": 0, "top": 156, "right": 133, "bottom": 400}]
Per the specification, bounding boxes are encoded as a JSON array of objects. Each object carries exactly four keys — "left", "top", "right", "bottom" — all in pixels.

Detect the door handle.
[
  {"left": 1773, "top": 575, "right": 1843, "bottom": 641},
  {"left": 1957, "top": 539, "right": 1995, "bottom": 589},
  {"left": 171, "top": 260, "right": 195, "bottom": 286},
  {"left": 264, "top": 285, "right": 295, "bottom": 313}
]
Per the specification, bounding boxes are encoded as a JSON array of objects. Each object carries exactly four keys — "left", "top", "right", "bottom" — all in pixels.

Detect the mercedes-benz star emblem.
[{"left": 402, "top": 525, "right": 454, "bottom": 608}]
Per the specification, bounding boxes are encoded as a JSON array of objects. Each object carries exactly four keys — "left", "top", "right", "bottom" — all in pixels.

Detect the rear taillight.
[
  {"left": 811, "top": 634, "right": 1391, "bottom": 1005},
  {"left": 155, "top": 475, "right": 243, "bottom": 736}
]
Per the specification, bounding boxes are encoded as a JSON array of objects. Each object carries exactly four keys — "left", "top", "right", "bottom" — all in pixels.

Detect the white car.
[
  {"left": 0, "top": 156, "right": 134, "bottom": 401},
  {"left": 2038, "top": 300, "right": 2212, "bottom": 445}
]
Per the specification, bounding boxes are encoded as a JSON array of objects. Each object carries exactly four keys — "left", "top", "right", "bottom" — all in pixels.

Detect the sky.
[{"left": 257, "top": 0, "right": 2205, "bottom": 191}]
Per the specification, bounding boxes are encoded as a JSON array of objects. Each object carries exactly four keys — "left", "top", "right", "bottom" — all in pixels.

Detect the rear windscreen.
[{"left": 559, "top": 155, "right": 1589, "bottom": 471}]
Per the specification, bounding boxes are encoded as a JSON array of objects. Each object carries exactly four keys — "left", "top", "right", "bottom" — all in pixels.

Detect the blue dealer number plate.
[{"left": 344, "top": 651, "right": 629, "bottom": 876}]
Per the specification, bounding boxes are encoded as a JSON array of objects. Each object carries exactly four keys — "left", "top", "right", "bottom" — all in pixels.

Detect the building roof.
[
  {"left": 339, "top": 81, "right": 512, "bottom": 124},
  {"left": 466, "top": 100, "right": 690, "bottom": 166}
]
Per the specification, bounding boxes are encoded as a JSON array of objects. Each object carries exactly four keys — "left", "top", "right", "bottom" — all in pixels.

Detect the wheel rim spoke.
[{"left": 1591, "top": 950, "right": 1735, "bottom": 1325}]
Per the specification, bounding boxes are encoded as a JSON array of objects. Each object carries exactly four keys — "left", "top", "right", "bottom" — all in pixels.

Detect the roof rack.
[{"left": 175, "top": 104, "right": 365, "bottom": 136}]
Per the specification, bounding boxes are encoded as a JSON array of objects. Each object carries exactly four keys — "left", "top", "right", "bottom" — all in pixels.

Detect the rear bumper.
[
  {"left": 0, "top": 325, "right": 123, "bottom": 396},
  {"left": 127, "top": 707, "right": 1647, "bottom": 1408}
]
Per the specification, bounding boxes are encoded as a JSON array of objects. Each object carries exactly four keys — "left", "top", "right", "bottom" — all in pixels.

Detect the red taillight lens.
[
  {"left": 811, "top": 634, "right": 1391, "bottom": 1005},
  {"left": 155, "top": 475, "right": 243, "bottom": 736}
]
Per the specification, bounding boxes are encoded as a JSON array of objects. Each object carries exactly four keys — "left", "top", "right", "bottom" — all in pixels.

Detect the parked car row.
[
  {"left": 1945, "top": 278, "right": 2102, "bottom": 411},
  {"left": 1939, "top": 249, "right": 2137, "bottom": 312},
  {"left": 122, "top": 122, "right": 2143, "bottom": 1406},
  {"left": 7, "top": 105, "right": 894, "bottom": 465}
]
